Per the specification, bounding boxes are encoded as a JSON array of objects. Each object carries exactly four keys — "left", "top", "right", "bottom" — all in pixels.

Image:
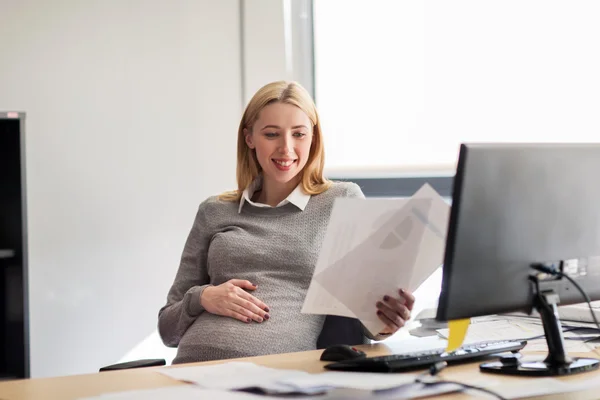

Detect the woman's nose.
[{"left": 278, "top": 137, "right": 293, "bottom": 155}]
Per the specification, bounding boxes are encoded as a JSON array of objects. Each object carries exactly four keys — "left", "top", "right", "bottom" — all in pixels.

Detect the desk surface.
[{"left": 1, "top": 344, "right": 600, "bottom": 400}]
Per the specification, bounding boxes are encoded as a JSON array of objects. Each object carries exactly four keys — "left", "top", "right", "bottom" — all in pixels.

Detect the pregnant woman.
[{"left": 158, "top": 81, "right": 415, "bottom": 364}]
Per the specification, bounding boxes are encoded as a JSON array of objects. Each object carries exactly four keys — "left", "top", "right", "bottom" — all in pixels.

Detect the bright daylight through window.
[{"left": 314, "top": 0, "right": 600, "bottom": 178}]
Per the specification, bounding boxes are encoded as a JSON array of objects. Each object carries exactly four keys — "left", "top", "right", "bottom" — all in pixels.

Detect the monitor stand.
[{"left": 480, "top": 277, "right": 599, "bottom": 376}]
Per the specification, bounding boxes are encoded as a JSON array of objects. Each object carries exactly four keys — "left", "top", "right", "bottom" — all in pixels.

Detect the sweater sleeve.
[
  {"left": 158, "top": 201, "right": 212, "bottom": 347},
  {"left": 344, "top": 182, "right": 366, "bottom": 200}
]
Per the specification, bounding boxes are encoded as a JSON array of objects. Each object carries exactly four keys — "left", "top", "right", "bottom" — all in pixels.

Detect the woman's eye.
[
  {"left": 265, "top": 133, "right": 278, "bottom": 138},
  {"left": 293, "top": 132, "right": 307, "bottom": 138}
]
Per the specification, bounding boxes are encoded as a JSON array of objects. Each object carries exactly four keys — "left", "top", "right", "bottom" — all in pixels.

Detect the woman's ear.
[{"left": 244, "top": 128, "right": 255, "bottom": 149}]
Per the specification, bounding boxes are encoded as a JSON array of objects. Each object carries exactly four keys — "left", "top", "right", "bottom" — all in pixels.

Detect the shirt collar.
[{"left": 238, "top": 176, "right": 310, "bottom": 213}]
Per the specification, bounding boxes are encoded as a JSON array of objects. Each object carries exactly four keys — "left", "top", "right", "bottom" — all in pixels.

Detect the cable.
[
  {"left": 531, "top": 263, "right": 600, "bottom": 344},
  {"left": 559, "top": 273, "right": 600, "bottom": 332},
  {"left": 531, "top": 263, "right": 600, "bottom": 332},
  {"left": 414, "top": 361, "right": 507, "bottom": 400}
]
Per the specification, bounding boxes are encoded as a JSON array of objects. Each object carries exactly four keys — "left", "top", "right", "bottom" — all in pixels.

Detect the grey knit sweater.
[{"left": 158, "top": 181, "right": 365, "bottom": 364}]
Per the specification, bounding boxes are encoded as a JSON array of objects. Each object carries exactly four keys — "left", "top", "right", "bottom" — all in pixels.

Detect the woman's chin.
[{"left": 264, "top": 170, "right": 302, "bottom": 185}]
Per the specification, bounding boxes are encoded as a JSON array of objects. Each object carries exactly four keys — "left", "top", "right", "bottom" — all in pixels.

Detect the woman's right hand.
[{"left": 200, "top": 279, "right": 270, "bottom": 323}]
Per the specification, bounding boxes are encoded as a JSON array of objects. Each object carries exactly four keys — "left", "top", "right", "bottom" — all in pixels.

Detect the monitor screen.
[
  {"left": 437, "top": 143, "right": 600, "bottom": 321},
  {"left": 436, "top": 143, "right": 600, "bottom": 376}
]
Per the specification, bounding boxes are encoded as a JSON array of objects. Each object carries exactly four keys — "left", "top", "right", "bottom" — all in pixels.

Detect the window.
[{"left": 314, "top": 0, "right": 600, "bottom": 177}]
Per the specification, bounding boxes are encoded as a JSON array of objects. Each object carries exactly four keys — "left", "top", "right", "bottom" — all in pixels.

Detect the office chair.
[{"left": 99, "top": 358, "right": 166, "bottom": 372}]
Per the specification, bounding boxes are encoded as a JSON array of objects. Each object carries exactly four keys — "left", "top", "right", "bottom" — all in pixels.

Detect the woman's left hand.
[{"left": 376, "top": 288, "right": 415, "bottom": 335}]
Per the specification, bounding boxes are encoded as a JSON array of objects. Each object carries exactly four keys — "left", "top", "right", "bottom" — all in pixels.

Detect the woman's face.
[{"left": 245, "top": 102, "right": 313, "bottom": 186}]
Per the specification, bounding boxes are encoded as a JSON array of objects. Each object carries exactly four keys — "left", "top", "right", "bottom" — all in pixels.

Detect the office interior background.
[{"left": 1, "top": 0, "right": 599, "bottom": 379}]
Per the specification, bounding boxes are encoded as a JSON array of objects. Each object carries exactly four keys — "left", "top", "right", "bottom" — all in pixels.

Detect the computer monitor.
[{"left": 436, "top": 143, "right": 600, "bottom": 376}]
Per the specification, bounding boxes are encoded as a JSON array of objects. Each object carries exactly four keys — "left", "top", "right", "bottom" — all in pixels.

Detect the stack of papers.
[
  {"left": 79, "top": 387, "right": 294, "bottom": 400},
  {"left": 556, "top": 301, "right": 600, "bottom": 324},
  {"left": 157, "top": 361, "right": 424, "bottom": 394},
  {"left": 437, "top": 318, "right": 545, "bottom": 344},
  {"left": 472, "top": 377, "right": 600, "bottom": 400},
  {"left": 159, "top": 362, "right": 308, "bottom": 394},
  {"left": 278, "top": 370, "right": 419, "bottom": 392},
  {"left": 302, "top": 184, "right": 450, "bottom": 334}
]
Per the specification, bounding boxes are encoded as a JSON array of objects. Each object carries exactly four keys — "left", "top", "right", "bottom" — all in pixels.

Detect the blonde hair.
[{"left": 219, "top": 81, "right": 331, "bottom": 202}]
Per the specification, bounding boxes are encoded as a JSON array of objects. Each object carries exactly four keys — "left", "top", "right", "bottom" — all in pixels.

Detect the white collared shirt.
[{"left": 238, "top": 176, "right": 310, "bottom": 213}]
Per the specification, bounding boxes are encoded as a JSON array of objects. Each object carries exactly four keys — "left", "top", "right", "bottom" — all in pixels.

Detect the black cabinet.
[{"left": 0, "top": 112, "right": 29, "bottom": 379}]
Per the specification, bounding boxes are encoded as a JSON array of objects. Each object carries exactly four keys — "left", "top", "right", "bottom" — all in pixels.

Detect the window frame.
[{"left": 328, "top": 176, "right": 454, "bottom": 198}]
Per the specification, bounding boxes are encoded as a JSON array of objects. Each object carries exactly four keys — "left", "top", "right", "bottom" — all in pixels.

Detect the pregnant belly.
[{"left": 174, "top": 304, "right": 325, "bottom": 364}]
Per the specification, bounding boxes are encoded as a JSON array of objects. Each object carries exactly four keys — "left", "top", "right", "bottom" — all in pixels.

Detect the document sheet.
[
  {"left": 157, "top": 361, "right": 430, "bottom": 394},
  {"left": 78, "top": 386, "right": 295, "bottom": 400},
  {"left": 302, "top": 184, "right": 450, "bottom": 334}
]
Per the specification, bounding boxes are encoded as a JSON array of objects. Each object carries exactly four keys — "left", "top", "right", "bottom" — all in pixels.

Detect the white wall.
[
  {"left": 242, "top": 0, "right": 289, "bottom": 104},
  {"left": 241, "top": 0, "right": 314, "bottom": 105},
  {"left": 0, "top": 0, "right": 242, "bottom": 377}
]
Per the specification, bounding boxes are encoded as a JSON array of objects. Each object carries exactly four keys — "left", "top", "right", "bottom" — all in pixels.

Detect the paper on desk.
[
  {"left": 158, "top": 362, "right": 308, "bottom": 393},
  {"left": 437, "top": 319, "right": 545, "bottom": 343},
  {"left": 437, "top": 316, "right": 600, "bottom": 353},
  {"left": 483, "top": 377, "right": 600, "bottom": 399},
  {"left": 557, "top": 301, "right": 600, "bottom": 324},
  {"left": 159, "top": 361, "right": 430, "bottom": 394},
  {"left": 78, "top": 386, "right": 294, "bottom": 400},
  {"left": 302, "top": 184, "right": 450, "bottom": 334},
  {"left": 505, "top": 302, "right": 600, "bottom": 325},
  {"left": 524, "top": 338, "right": 596, "bottom": 353},
  {"left": 502, "top": 311, "right": 600, "bottom": 330},
  {"left": 279, "top": 371, "right": 419, "bottom": 391},
  {"left": 373, "top": 382, "right": 463, "bottom": 399}
]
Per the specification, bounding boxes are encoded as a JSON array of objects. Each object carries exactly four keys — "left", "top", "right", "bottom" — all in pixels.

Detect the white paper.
[
  {"left": 158, "top": 362, "right": 307, "bottom": 393},
  {"left": 557, "top": 301, "right": 600, "bottom": 324},
  {"left": 158, "top": 361, "right": 444, "bottom": 395},
  {"left": 437, "top": 316, "right": 600, "bottom": 354},
  {"left": 505, "top": 301, "right": 600, "bottom": 325},
  {"left": 503, "top": 312, "right": 600, "bottom": 330},
  {"left": 78, "top": 386, "right": 294, "bottom": 400},
  {"left": 486, "top": 377, "right": 600, "bottom": 399},
  {"left": 279, "top": 371, "right": 418, "bottom": 391},
  {"left": 302, "top": 184, "right": 450, "bottom": 334},
  {"left": 437, "top": 319, "right": 545, "bottom": 344},
  {"left": 372, "top": 382, "right": 463, "bottom": 400},
  {"left": 525, "top": 338, "right": 595, "bottom": 353}
]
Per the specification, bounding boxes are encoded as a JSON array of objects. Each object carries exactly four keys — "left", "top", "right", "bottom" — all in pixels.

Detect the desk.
[{"left": 1, "top": 343, "right": 600, "bottom": 400}]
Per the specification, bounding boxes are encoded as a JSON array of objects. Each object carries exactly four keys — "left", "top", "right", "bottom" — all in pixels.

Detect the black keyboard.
[{"left": 324, "top": 340, "right": 527, "bottom": 372}]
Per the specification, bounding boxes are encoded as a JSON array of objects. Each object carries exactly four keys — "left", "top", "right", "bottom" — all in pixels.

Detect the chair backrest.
[{"left": 99, "top": 358, "right": 166, "bottom": 372}]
